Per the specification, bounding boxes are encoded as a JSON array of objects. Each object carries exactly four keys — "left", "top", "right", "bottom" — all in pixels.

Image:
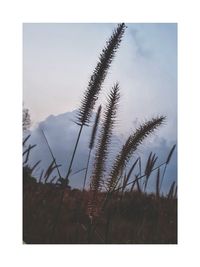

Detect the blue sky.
[{"left": 23, "top": 23, "right": 177, "bottom": 144}]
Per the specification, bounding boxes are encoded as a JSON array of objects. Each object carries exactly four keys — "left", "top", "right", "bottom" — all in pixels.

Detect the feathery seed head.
[
  {"left": 77, "top": 23, "right": 126, "bottom": 126},
  {"left": 107, "top": 116, "right": 165, "bottom": 192},
  {"left": 89, "top": 105, "right": 102, "bottom": 150},
  {"left": 89, "top": 83, "right": 120, "bottom": 198}
]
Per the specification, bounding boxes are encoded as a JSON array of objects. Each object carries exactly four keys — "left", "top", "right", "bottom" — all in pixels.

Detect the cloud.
[
  {"left": 129, "top": 28, "right": 152, "bottom": 58},
  {"left": 24, "top": 110, "right": 177, "bottom": 193}
]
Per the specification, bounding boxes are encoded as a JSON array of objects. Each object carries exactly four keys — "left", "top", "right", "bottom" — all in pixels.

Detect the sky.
[
  {"left": 23, "top": 23, "right": 177, "bottom": 190},
  {"left": 23, "top": 23, "right": 177, "bottom": 143}
]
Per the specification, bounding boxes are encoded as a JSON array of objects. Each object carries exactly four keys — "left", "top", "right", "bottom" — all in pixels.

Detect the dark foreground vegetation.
[{"left": 23, "top": 168, "right": 177, "bottom": 244}]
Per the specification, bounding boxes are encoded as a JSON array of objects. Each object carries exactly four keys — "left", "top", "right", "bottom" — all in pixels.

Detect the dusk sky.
[{"left": 23, "top": 23, "right": 177, "bottom": 144}]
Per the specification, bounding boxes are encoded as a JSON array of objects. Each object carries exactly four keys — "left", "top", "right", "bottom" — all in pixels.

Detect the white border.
[{"left": 0, "top": 0, "right": 200, "bottom": 266}]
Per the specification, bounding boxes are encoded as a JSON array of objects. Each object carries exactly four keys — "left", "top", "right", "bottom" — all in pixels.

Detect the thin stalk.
[
  {"left": 130, "top": 178, "right": 136, "bottom": 192},
  {"left": 160, "top": 144, "right": 176, "bottom": 192},
  {"left": 30, "top": 160, "right": 41, "bottom": 174},
  {"left": 159, "top": 163, "right": 167, "bottom": 192},
  {"left": 136, "top": 177, "right": 142, "bottom": 193},
  {"left": 50, "top": 176, "right": 57, "bottom": 184},
  {"left": 156, "top": 168, "right": 160, "bottom": 199},
  {"left": 114, "top": 161, "right": 166, "bottom": 192},
  {"left": 49, "top": 124, "right": 83, "bottom": 243},
  {"left": 167, "top": 181, "right": 176, "bottom": 199},
  {"left": 23, "top": 134, "right": 31, "bottom": 146},
  {"left": 40, "top": 128, "right": 62, "bottom": 180},
  {"left": 65, "top": 124, "right": 83, "bottom": 184},
  {"left": 83, "top": 148, "right": 92, "bottom": 191},
  {"left": 138, "top": 157, "right": 142, "bottom": 192},
  {"left": 23, "top": 144, "right": 36, "bottom": 165},
  {"left": 71, "top": 168, "right": 87, "bottom": 176},
  {"left": 174, "top": 185, "right": 177, "bottom": 199},
  {"left": 39, "top": 169, "right": 44, "bottom": 183}
]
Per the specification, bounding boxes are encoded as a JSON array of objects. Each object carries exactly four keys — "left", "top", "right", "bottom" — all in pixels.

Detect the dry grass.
[{"left": 23, "top": 170, "right": 177, "bottom": 244}]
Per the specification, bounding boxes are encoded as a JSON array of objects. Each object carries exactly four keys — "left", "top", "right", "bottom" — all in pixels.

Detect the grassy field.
[{"left": 23, "top": 169, "right": 177, "bottom": 244}]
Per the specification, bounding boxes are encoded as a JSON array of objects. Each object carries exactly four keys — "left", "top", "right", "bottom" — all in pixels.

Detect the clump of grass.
[
  {"left": 43, "top": 160, "right": 62, "bottom": 184},
  {"left": 106, "top": 116, "right": 166, "bottom": 194},
  {"left": 50, "top": 24, "right": 126, "bottom": 241},
  {"left": 116, "top": 152, "right": 176, "bottom": 195},
  {"left": 63, "top": 23, "right": 126, "bottom": 189}
]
